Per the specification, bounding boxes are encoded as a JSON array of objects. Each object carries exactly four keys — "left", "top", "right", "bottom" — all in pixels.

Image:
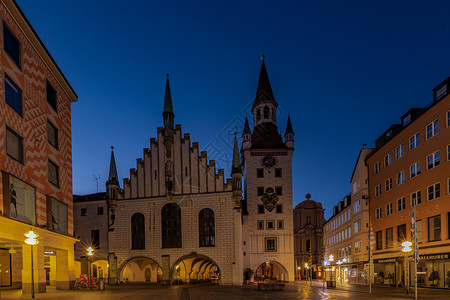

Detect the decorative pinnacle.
[
  {"left": 261, "top": 54, "right": 265, "bottom": 60},
  {"left": 111, "top": 146, "right": 114, "bottom": 150},
  {"left": 166, "top": 73, "right": 169, "bottom": 78}
]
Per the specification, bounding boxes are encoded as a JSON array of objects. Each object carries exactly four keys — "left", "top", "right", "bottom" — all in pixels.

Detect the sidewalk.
[{"left": 293, "top": 279, "right": 450, "bottom": 299}]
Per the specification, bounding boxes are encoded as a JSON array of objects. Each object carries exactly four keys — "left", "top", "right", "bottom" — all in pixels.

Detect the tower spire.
[
  {"left": 243, "top": 114, "right": 251, "bottom": 135},
  {"left": 163, "top": 73, "right": 174, "bottom": 129},
  {"left": 231, "top": 132, "right": 242, "bottom": 175},
  {"left": 253, "top": 56, "right": 276, "bottom": 107},
  {"left": 107, "top": 146, "right": 119, "bottom": 186},
  {"left": 285, "top": 115, "right": 294, "bottom": 135}
]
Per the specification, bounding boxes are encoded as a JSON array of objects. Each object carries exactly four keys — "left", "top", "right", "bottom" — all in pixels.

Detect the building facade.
[
  {"left": 241, "top": 57, "right": 295, "bottom": 282},
  {"left": 293, "top": 194, "right": 325, "bottom": 280},
  {"left": 366, "top": 77, "right": 450, "bottom": 289},
  {"left": 0, "top": 0, "right": 77, "bottom": 294}
]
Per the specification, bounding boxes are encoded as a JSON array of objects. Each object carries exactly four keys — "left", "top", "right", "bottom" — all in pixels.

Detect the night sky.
[{"left": 16, "top": 0, "right": 450, "bottom": 219}]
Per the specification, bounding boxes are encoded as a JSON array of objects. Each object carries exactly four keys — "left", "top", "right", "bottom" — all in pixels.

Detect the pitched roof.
[
  {"left": 163, "top": 74, "right": 174, "bottom": 115},
  {"left": 250, "top": 123, "right": 287, "bottom": 149},
  {"left": 107, "top": 148, "right": 119, "bottom": 186}
]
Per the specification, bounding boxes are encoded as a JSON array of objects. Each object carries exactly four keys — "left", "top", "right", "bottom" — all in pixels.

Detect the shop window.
[
  {"left": 428, "top": 215, "right": 441, "bottom": 242},
  {"left": 131, "top": 212, "right": 145, "bottom": 249},
  {"left": 199, "top": 208, "right": 215, "bottom": 247}
]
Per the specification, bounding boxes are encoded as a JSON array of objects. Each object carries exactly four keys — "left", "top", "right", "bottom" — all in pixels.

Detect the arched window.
[
  {"left": 161, "top": 203, "right": 182, "bottom": 248},
  {"left": 199, "top": 208, "right": 215, "bottom": 247},
  {"left": 256, "top": 108, "right": 261, "bottom": 121},
  {"left": 263, "top": 106, "right": 269, "bottom": 119},
  {"left": 131, "top": 213, "right": 145, "bottom": 249}
]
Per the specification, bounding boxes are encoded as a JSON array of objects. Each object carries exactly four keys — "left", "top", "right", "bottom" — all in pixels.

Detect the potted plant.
[{"left": 243, "top": 268, "right": 254, "bottom": 284}]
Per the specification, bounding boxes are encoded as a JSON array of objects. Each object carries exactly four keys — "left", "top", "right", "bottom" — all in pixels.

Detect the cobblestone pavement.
[{"left": 0, "top": 282, "right": 449, "bottom": 299}]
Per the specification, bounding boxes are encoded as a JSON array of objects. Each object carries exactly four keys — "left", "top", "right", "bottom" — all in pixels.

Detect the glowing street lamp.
[
  {"left": 24, "top": 230, "right": 38, "bottom": 298},
  {"left": 87, "top": 247, "right": 94, "bottom": 290},
  {"left": 328, "top": 254, "right": 334, "bottom": 262}
]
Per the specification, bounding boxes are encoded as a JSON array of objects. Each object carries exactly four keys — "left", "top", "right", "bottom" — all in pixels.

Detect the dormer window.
[{"left": 263, "top": 106, "right": 269, "bottom": 119}]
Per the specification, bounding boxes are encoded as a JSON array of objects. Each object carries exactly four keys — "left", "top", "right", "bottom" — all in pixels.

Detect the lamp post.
[
  {"left": 305, "top": 263, "right": 312, "bottom": 286},
  {"left": 297, "top": 266, "right": 300, "bottom": 281},
  {"left": 401, "top": 241, "right": 412, "bottom": 295},
  {"left": 24, "top": 230, "right": 38, "bottom": 299},
  {"left": 87, "top": 247, "right": 94, "bottom": 290}
]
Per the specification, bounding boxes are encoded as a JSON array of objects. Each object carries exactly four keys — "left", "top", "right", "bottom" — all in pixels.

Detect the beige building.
[
  {"left": 0, "top": 0, "right": 77, "bottom": 295},
  {"left": 293, "top": 195, "right": 325, "bottom": 280},
  {"left": 366, "top": 77, "right": 450, "bottom": 289}
]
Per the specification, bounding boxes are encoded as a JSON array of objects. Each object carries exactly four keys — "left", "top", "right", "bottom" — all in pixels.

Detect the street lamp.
[
  {"left": 24, "top": 230, "right": 38, "bottom": 299},
  {"left": 402, "top": 241, "right": 412, "bottom": 295},
  {"left": 328, "top": 255, "right": 334, "bottom": 262},
  {"left": 87, "top": 247, "right": 94, "bottom": 290}
]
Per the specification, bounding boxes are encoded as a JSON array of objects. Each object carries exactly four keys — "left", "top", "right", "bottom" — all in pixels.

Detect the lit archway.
[
  {"left": 254, "top": 260, "right": 288, "bottom": 282},
  {"left": 171, "top": 253, "right": 220, "bottom": 284},
  {"left": 119, "top": 257, "right": 162, "bottom": 283}
]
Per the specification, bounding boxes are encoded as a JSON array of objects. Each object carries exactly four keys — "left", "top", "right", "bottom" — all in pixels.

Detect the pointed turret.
[
  {"left": 106, "top": 146, "right": 119, "bottom": 199},
  {"left": 285, "top": 115, "right": 294, "bottom": 135},
  {"left": 232, "top": 133, "right": 242, "bottom": 175},
  {"left": 285, "top": 115, "right": 295, "bottom": 149},
  {"left": 242, "top": 115, "right": 252, "bottom": 149},
  {"left": 162, "top": 73, "right": 174, "bottom": 129}
]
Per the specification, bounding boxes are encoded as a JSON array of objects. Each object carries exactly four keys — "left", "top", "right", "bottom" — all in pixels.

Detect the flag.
[
  {"left": 368, "top": 223, "right": 374, "bottom": 262},
  {"left": 411, "top": 206, "right": 419, "bottom": 263}
]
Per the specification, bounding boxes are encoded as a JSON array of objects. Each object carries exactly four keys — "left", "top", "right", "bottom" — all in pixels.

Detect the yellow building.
[{"left": 0, "top": 0, "right": 77, "bottom": 294}]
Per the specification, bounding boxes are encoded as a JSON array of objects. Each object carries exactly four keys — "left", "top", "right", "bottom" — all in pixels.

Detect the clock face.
[{"left": 262, "top": 155, "right": 276, "bottom": 167}]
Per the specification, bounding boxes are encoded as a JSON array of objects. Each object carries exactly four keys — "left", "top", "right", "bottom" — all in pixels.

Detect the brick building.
[
  {"left": 0, "top": 0, "right": 77, "bottom": 295},
  {"left": 366, "top": 77, "right": 450, "bottom": 289}
]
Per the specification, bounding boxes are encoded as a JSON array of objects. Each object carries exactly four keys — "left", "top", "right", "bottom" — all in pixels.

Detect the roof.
[
  {"left": 285, "top": 115, "right": 294, "bottom": 135},
  {"left": 163, "top": 74, "right": 174, "bottom": 115},
  {"left": 253, "top": 57, "right": 277, "bottom": 109},
  {"left": 243, "top": 115, "right": 251, "bottom": 135},
  {"left": 250, "top": 122, "right": 287, "bottom": 149},
  {"left": 231, "top": 134, "right": 242, "bottom": 174},
  {"left": 349, "top": 148, "right": 374, "bottom": 183},
  {"left": 107, "top": 148, "right": 119, "bottom": 186},
  {"left": 74, "top": 193, "right": 107, "bottom": 202},
  {"left": 295, "top": 199, "right": 323, "bottom": 209}
]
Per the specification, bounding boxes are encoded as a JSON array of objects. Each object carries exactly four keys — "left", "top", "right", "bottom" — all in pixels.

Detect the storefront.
[
  {"left": 348, "top": 263, "right": 368, "bottom": 285},
  {"left": 412, "top": 253, "right": 450, "bottom": 289},
  {"left": 374, "top": 258, "right": 402, "bottom": 286}
]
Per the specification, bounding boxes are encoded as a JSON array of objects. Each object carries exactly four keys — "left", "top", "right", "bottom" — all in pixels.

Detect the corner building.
[
  {"left": 367, "top": 77, "right": 450, "bottom": 288},
  {"left": 0, "top": 0, "right": 77, "bottom": 294}
]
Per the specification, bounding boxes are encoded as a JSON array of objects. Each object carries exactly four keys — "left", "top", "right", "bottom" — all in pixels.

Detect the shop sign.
[
  {"left": 374, "top": 258, "right": 397, "bottom": 263},
  {"left": 419, "top": 253, "right": 450, "bottom": 261}
]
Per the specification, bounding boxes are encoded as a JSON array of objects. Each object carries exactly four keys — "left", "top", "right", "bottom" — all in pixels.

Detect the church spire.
[
  {"left": 107, "top": 146, "right": 119, "bottom": 186},
  {"left": 253, "top": 55, "right": 276, "bottom": 107},
  {"left": 285, "top": 115, "right": 294, "bottom": 135},
  {"left": 162, "top": 73, "right": 174, "bottom": 129},
  {"left": 231, "top": 132, "right": 242, "bottom": 175},
  {"left": 243, "top": 115, "right": 251, "bottom": 135}
]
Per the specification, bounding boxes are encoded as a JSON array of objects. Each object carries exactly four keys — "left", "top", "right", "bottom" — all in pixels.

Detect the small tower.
[
  {"left": 162, "top": 73, "right": 174, "bottom": 130},
  {"left": 106, "top": 146, "right": 119, "bottom": 199},
  {"left": 285, "top": 115, "right": 295, "bottom": 149},
  {"left": 231, "top": 133, "right": 243, "bottom": 209},
  {"left": 242, "top": 115, "right": 252, "bottom": 150}
]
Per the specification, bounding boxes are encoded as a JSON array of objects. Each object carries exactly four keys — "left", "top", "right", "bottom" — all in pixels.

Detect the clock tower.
[{"left": 241, "top": 57, "right": 295, "bottom": 282}]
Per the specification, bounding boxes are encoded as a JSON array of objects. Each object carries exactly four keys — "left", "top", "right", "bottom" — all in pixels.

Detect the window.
[
  {"left": 3, "top": 22, "right": 20, "bottom": 67},
  {"left": 448, "top": 144, "right": 450, "bottom": 161},
  {"left": 427, "top": 151, "right": 440, "bottom": 170},
  {"left": 397, "top": 224, "right": 406, "bottom": 243},
  {"left": 410, "top": 161, "right": 421, "bottom": 178},
  {"left": 411, "top": 191, "right": 421, "bottom": 207},
  {"left": 161, "top": 203, "right": 181, "bottom": 248},
  {"left": 263, "top": 106, "right": 269, "bottom": 119},
  {"left": 374, "top": 161, "right": 380, "bottom": 174},
  {"left": 48, "top": 160, "right": 59, "bottom": 187},
  {"left": 266, "top": 220, "right": 274, "bottom": 230},
  {"left": 277, "top": 220, "right": 284, "bottom": 229},
  {"left": 376, "top": 207, "right": 382, "bottom": 220},
  {"left": 397, "top": 197, "right": 405, "bottom": 212},
  {"left": 410, "top": 133, "right": 420, "bottom": 150},
  {"left": 386, "top": 203, "right": 392, "bottom": 216},
  {"left": 131, "top": 213, "right": 145, "bottom": 249},
  {"left": 46, "top": 80, "right": 57, "bottom": 112},
  {"left": 97, "top": 207, "right": 103, "bottom": 215},
  {"left": 257, "top": 168, "right": 264, "bottom": 178},
  {"left": 47, "top": 121, "right": 58, "bottom": 149},
  {"left": 416, "top": 220, "right": 422, "bottom": 243},
  {"left": 385, "top": 178, "right": 392, "bottom": 191},
  {"left": 426, "top": 120, "right": 439, "bottom": 139},
  {"left": 199, "top": 208, "right": 215, "bottom": 247},
  {"left": 5, "top": 75, "right": 22, "bottom": 116},
  {"left": 276, "top": 204, "right": 283, "bottom": 213},
  {"left": 355, "top": 241, "right": 361, "bottom": 253},
  {"left": 265, "top": 238, "right": 276, "bottom": 251},
  {"left": 448, "top": 213, "right": 450, "bottom": 239},
  {"left": 81, "top": 208, "right": 87, "bottom": 216},
  {"left": 395, "top": 144, "right": 404, "bottom": 159},
  {"left": 91, "top": 230, "right": 100, "bottom": 249},
  {"left": 275, "top": 168, "right": 282, "bottom": 177},
  {"left": 428, "top": 215, "right": 441, "bottom": 242},
  {"left": 375, "top": 184, "right": 381, "bottom": 197},
  {"left": 396, "top": 170, "right": 405, "bottom": 185},
  {"left": 354, "top": 200, "right": 360, "bottom": 213},
  {"left": 257, "top": 220, "right": 264, "bottom": 230},
  {"left": 257, "top": 187, "right": 264, "bottom": 196},
  {"left": 385, "top": 227, "right": 393, "bottom": 248},
  {"left": 257, "top": 205, "right": 264, "bottom": 214},
  {"left": 428, "top": 183, "right": 440, "bottom": 201},
  {"left": 376, "top": 231, "right": 382, "bottom": 250},
  {"left": 354, "top": 221, "right": 361, "bottom": 234},
  {"left": 447, "top": 111, "right": 450, "bottom": 128},
  {"left": 6, "top": 127, "right": 23, "bottom": 163},
  {"left": 275, "top": 186, "right": 282, "bottom": 195},
  {"left": 384, "top": 153, "right": 392, "bottom": 167}
]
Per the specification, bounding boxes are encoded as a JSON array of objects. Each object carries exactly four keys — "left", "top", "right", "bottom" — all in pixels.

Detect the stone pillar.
[
  {"left": 108, "top": 253, "right": 118, "bottom": 284},
  {"left": 22, "top": 244, "right": 46, "bottom": 295},
  {"left": 162, "top": 255, "right": 170, "bottom": 285},
  {"left": 56, "top": 250, "right": 70, "bottom": 289},
  {"left": 49, "top": 256, "right": 57, "bottom": 286}
]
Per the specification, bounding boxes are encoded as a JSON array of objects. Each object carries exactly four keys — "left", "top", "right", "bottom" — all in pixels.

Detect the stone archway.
[
  {"left": 171, "top": 253, "right": 220, "bottom": 284},
  {"left": 119, "top": 257, "right": 162, "bottom": 283},
  {"left": 254, "top": 260, "right": 288, "bottom": 282}
]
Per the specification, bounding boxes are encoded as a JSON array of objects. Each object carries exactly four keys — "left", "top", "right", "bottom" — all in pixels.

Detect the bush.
[{"left": 243, "top": 268, "right": 254, "bottom": 281}]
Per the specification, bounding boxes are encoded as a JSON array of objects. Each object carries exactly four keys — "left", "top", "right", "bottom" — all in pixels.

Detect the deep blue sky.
[{"left": 17, "top": 0, "right": 450, "bottom": 219}]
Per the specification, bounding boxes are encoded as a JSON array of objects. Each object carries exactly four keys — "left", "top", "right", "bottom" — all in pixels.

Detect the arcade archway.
[
  {"left": 120, "top": 257, "right": 162, "bottom": 283},
  {"left": 171, "top": 253, "right": 220, "bottom": 284},
  {"left": 254, "top": 260, "right": 288, "bottom": 282}
]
